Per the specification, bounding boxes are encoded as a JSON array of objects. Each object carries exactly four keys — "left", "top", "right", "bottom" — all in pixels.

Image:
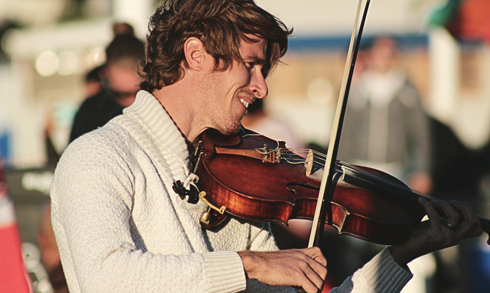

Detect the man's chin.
[{"left": 216, "top": 124, "right": 241, "bottom": 136}]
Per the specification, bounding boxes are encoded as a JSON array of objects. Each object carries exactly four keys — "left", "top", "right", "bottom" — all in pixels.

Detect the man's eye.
[{"left": 245, "top": 62, "right": 254, "bottom": 69}]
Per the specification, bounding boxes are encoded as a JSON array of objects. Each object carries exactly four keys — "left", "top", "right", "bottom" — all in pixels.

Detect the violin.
[{"left": 192, "top": 128, "right": 490, "bottom": 245}]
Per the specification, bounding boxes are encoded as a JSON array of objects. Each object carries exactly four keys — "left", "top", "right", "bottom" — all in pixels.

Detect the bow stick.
[{"left": 308, "top": 0, "right": 372, "bottom": 248}]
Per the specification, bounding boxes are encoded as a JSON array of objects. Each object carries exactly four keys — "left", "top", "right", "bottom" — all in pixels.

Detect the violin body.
[{"left": 194, "top": 128, "right": 428, "bottom": 245}]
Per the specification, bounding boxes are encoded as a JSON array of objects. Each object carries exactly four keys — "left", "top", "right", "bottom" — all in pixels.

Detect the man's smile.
[{"left": 239, "top": 98, "right": 250, "bottom": 108}]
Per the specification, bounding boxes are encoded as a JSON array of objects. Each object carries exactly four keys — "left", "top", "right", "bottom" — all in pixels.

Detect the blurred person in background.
[
  {"left": 38, "top": 201, "right": 68, "bottom": 293},
  {"left": 68, "top": 23, "right": 145, "bottom": 143},
  {"left": 43, "top": 64, "right": 105, "bottom": 165},
  {"left": 338, "top": 37, "right": 436, "bottom": 293},
  {"left": 339, "top": 37, "right": 432, "bottom": 194},
  {"left": 0, "top": 156, "right": 32, "bottom": 293},
  {"left": 83, "top": 65, "right": 104, "bottom": 98},
  {"left": 112, "top": 22, "right": 135, "bottom": 36},
  {"left": 44, "top": 108, "right": 61, "bottom": 165}
]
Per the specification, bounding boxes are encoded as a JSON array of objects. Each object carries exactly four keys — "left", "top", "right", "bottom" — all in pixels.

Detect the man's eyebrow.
[{"left": 244, "top": 56, "right": 266, "bottom": 65}]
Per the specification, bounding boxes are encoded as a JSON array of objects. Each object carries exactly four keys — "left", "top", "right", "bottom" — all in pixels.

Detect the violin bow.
[{"left": 308, "top": 0, "right": 371, "bottom": 248}]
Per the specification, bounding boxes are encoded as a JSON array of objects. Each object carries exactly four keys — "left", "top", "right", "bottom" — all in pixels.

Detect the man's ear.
[{"left": 184, "top": 37, "right": 209, "bottom": 71}]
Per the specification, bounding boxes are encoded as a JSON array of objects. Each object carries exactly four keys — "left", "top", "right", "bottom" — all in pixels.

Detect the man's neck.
[{"left": 152, "top": 79, "right": 205, "bottom": 144}]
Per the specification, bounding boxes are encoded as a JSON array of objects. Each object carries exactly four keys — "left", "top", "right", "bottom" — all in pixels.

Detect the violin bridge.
[
  {"left": 270, "top": 147, "right": 281, "bottom": 163},
  {"left": 257, "top": 144, "right": 281, "bottom": 163},
  {"left": 305, "top": 149, "right": 313, "bottom": 177}
]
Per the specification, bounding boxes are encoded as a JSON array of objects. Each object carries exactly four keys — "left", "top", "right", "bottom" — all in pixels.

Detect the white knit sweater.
[{"left": 51, "top": 90, "right": 412, "bottom": 292}]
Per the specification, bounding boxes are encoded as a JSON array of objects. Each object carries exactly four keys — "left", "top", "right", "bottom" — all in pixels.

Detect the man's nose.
[{"left": 250, "top": 69, "right": 268, "bottom": 100}]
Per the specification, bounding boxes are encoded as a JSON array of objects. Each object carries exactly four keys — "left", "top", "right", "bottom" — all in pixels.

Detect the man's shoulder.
[{"left": 67, "top": 122, "right": 133, "bottom": 157}]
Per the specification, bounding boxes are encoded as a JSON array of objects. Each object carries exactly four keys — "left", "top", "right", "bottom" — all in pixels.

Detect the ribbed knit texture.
[{"left": 51, "top": 90, "right": 411, "bottom": 293}]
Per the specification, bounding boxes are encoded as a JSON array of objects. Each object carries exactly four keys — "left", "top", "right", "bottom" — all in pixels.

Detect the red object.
[
  {"left": 446, "top": 0, "right": 490, "bottom": 43},
  {"left": 0, "top": 159, "right": 32, "bottom": 293},
  {"left": 0, "top": 224, "right": 32, "bottom": 293}
]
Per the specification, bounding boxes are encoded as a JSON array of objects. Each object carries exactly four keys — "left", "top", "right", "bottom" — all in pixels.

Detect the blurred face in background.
[
  {"left": 105, "top": 60, "right": 141, "bottom": 108},
  {"left": 368, "top": 38, "right": 398, "bottom": 74},
  {"left": 85, "top": 80, "right": 102, "bottom": 97}
]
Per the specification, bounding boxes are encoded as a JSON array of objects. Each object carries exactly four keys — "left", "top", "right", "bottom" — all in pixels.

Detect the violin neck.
[{"left": 339, "top": 161, "right": 490, "bottom": 244}]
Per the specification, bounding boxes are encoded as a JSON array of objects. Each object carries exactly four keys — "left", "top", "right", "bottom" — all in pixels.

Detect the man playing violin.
[{"left": 50, "top": 0, "right": 482, "bottom": 292}]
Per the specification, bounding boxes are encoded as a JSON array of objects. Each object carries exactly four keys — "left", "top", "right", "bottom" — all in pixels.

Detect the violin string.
[
  {"left": 240, "top": 133, "right": 330, "bottom": 166},
  {"left": 279, "top": 148, "right": 328, "bottom": 167},
  {"left": 241, "top": 133, "right": 328, "bottom": 158},
  {"left": 241, "top": 133, "right": 328, "bottom": 157},
  {"left": 280, "top": 149, "right": 328, "bottom": 160},
  {"left": 281, "top": 148, "right": 327, "bottom": 158}
]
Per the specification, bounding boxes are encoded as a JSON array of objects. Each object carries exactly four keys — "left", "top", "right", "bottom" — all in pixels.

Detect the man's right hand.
[{"left": 238, "top": 247, "right": 327, "bottom": 293}]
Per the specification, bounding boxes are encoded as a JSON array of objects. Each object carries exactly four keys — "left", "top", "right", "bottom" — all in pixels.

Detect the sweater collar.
[
  {"left": 121, "top": 91, "right": 210, "bottom": 243},
  {"left": 123, "top": 90, "right": 190, "bottom": 167}
]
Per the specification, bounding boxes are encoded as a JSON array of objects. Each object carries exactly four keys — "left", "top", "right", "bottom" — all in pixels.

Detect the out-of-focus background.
[{"left": 1, "top": 0, "right": 490, "bottom": 292}]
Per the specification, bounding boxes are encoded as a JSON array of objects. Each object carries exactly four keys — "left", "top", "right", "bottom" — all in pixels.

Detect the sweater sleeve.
[
  {"left": 330, "top": 247, "right": 412, "bottom": 293},
  {"left": 50, "top": 133, "right": 246, "bottom": 293}
]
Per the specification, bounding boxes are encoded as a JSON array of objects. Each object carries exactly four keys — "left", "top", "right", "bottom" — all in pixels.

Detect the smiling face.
[{"left": 197, "top": 36, "right": 268, "bottom": 135}]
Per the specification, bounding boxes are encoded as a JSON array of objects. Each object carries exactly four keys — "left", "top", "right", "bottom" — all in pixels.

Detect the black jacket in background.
[{"left": 69, "top": 90, "right": 123, "bottom": 143}]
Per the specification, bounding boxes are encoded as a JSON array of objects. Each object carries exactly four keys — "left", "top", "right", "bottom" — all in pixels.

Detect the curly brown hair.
[{"left": 139, "top": 0, "right": 292, "bottom": 92}]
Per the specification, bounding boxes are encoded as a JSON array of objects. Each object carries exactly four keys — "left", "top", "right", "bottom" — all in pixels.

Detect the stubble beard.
[
  {"left": 216, "top": 117, "right": 242, "bottom": 136},
  {"left": 216, "top": 92, "right": 250, "bottom": 135}
]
